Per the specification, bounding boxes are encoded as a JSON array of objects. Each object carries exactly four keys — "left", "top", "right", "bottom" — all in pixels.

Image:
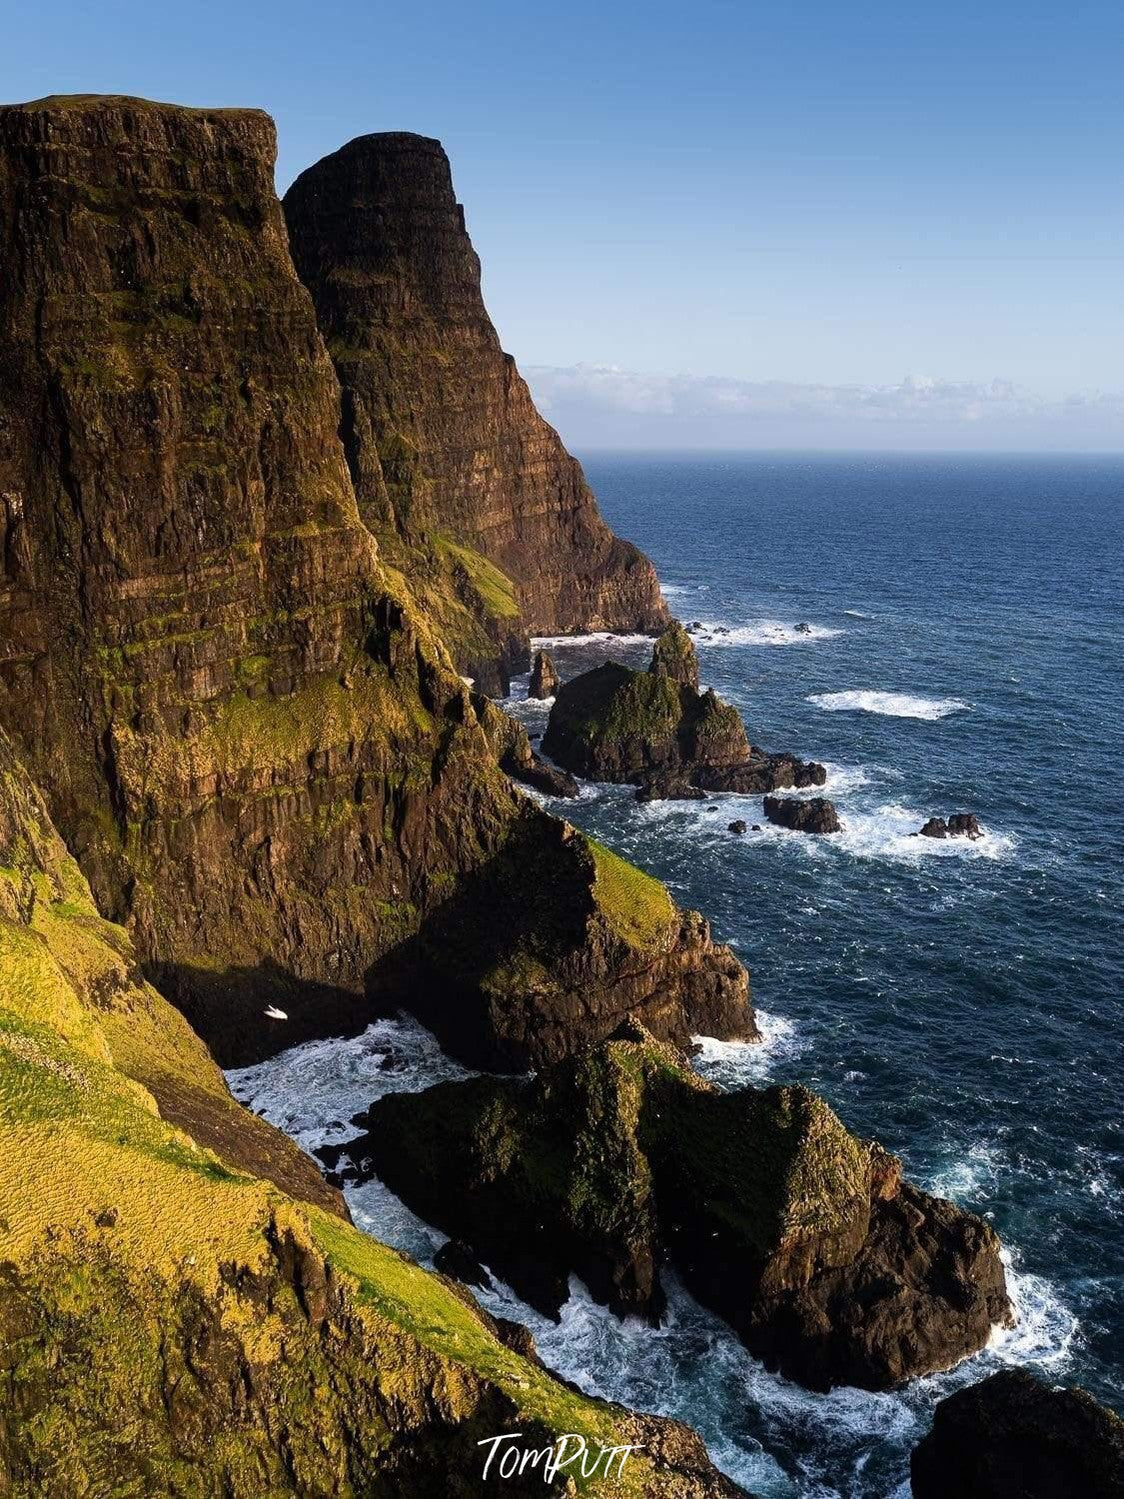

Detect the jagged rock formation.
[
  {"left": 473, "top": 692, "right": 579, "bottom": 799},
  {"left": 0, "top": 725, "right": 745, "bottom": 1497},
  {"left": 528, "top": 648, "right": 560, "bottom": 700},
  {"left": 282, "top": 130, "right": 668, "bottom": 689},
  {"left": 349, "top": 1027, "right": 1010, "bottom": 1391},
  {"left": 763, "top": 795, "right": 842, "bottom": 834},
  {"left": 917, "top": 813, "right": 983, "bottom": 840},
  {"left": 542, "top": 627, "right": 826, "bottom": 797},
  {"left": 911, "top": 1370, "right": 1124, "bottom": 1498},
  {"left": 0, "top": 95, "right": 749, "bottom": 1070}
]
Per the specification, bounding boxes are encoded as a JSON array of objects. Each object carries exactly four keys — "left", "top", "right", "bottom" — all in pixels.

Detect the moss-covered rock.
[
  {"left": 357, "top": 1028, "right": 1011, "bottom": 1391},
  {"left": 0, "top": 725, "right": 744, "bottom": 1497},
  {"left": 542, "top": 630, "right": 826, "bottom": 796},
  {"left": 0, "top": 93, "right": 749, "bottom": 1073},
  {"left": 283, "top": 130, "right": 669, "bottom": 691}
]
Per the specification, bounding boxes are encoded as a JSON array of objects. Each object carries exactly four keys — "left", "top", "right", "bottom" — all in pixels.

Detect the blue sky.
[{"left": 5, "top": 0, "right": 1122, "bottom": 448}]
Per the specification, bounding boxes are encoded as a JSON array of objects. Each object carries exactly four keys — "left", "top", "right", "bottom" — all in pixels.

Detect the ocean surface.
[{"left": 230, "top": 453, "right": 1124, "bottom": 1497}]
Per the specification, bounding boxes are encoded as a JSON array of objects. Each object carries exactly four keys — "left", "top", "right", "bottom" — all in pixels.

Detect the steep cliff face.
[
  {"left": 282, "top": 130, "right": 669, "bottom": 684},
  {"left": 0, "top": 727, "right": 745, "bottom": 1498},
  {"left": 0, "top": 95, "right": 748, "bottom": 1069}
]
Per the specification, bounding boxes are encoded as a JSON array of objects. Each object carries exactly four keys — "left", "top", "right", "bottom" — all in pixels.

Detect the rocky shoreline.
[{"left": 0, "top": 91, "right": 1113, "bottom": 1499}]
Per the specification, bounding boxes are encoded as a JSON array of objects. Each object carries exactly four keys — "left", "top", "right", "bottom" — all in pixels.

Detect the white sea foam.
[
  {"left": 843, "top": 609, "right": 874, "bottom": 618},
  {"left": 990, "top": 1250, "right": 1079, "bottom": 1369},
  {"left": 531, "top": 631, "right": 656, "bottom": 649},
  {"left": 807, "top": 690, "right": 969, "bottom": 720},
  {"left": 693, "top": 1011, "right": 806, "bottom": 1088},
  {"left": 632, "top": 788, "right": 1013, "bottom": 866},
  {"left": 686, "top": 619, "right": 843, "bottom": 647}
]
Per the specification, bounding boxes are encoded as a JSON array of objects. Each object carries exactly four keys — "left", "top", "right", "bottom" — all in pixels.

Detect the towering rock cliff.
[
  {"left": 0, "top": 95, "right": 748, "bottom": 1069},
  {"left": 283, "top": 130, "right": 669, "bottom": 689},
  {"left": 0, "top": 724, "right": 744, "bottom": 1498}
]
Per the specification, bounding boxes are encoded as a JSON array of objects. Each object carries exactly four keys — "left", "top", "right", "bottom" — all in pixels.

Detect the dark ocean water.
[{"left": 231, "top": 453, "right": 1124, "bottom": 1496}]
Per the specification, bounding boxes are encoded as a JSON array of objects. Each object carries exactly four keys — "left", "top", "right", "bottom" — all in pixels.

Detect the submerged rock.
[
  {"left": 763, "top": 796, "right": 842, "bottom": 834},
  {"left": 527, "top": 649, "right": 560, "bottom": 700},
  {"left": 911, "top": 1369, "right": 1124, "bottom": 1498},
  {"left": 728, "top": 820, "right": 748, "bottom": 835},
  {"left": 543, "top": 627, "right": 825, "bottom": 797},
  {"left": 353, "top": 1026, "right": 1010, "bottom": 1391},
  {"left": 636, "top": 775, "right": 708, "bottom": 802}
]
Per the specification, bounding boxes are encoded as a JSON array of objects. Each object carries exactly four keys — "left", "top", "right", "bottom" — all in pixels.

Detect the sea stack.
[
  {"left": 542, "top": 626, "right": 826, "bottom": 796},
  {"left": 528, "top": 649, "right": 560, "bottom": 699}
]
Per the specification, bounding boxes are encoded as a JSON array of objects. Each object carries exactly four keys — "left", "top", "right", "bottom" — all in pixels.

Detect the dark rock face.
[
  {"left": 282, "top": 132, "right": 669, "bottom": 680},
  {"left": 543, "top": 630, "right": 825, "bottom": 797},
  {"left": 528, "top": 649, "right": 559, "bottom": 700},
  {"left": 911, "top": 1370, "right": 1124, "bottom": 1499},
  {"left": 917, "top": 814, "right": 983, "bottom": 840},
  {"left": 636, "top": 775, "right": 708, "bottom": 803},
  {"left": 0, "top": 95, "right": 748, "bottom": 1072},
  {"left": 434, "top": 1239, "right": 493, "bottom": 1290},
  {"left": 353, "top": 1030, "right": 1010, "bottom": 1391},
  {"left": 763, "top": 796, "right": 842, "bottom": 835},
  {"left": 473, "top": 693, "right": 579, "bottom": 798}
]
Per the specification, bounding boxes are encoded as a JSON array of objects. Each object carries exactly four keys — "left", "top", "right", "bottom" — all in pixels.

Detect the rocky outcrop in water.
[
  {"left": 542, "top": 628, "right": 826, "bottom": 797},
  {"left": 763, "top": 796, "right": 842, "bottom": 834},
  {"left": 282, "top": 131, "right": 668, "bottom": 689},
  {"left": 350, "top": 1026, "right": 1010, "bottom": 1391},
  {"left": 528, "top": 649, "right": 560, "bottom": 699},
  {"left": 911, "top": 1370, "right": 1124, "bottom": 1498},
  {"left": 916, "top": 814, "right": 983, "bottom": 840},
  {"left": 0, "top": 95, "right": 749, "bottom": 1072}
]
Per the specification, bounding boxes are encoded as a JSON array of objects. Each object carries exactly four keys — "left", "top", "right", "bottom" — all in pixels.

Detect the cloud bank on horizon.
[{"left": 526, "top": 365, "right": 1124, "bottom": 452}]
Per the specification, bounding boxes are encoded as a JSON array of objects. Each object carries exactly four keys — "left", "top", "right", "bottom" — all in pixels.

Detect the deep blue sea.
[{"left": 231, "top": 453, "right": 1124, "bottom": 1497}]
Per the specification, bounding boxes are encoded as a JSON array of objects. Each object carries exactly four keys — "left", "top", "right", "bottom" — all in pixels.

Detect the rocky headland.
[
  {"left": 0, "top": 90, "right": 1057, "bottom": 1496},
  {"left": 347, "top": 1025, "right": 1011, "bottom": 1392},
  {"left": 282, "top": 131, "right": 668, "bottom": 692},
  {"left": 542, "top": 624, "right": 826, "bottom": 799},
  {"left": 0, "top": 94, "right": 749, "bottom": 1074}
]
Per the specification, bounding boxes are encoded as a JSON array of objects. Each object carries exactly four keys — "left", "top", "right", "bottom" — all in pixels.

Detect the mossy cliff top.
[
  {"left": 360, "top": 1027, "right": 1010, "bottom": 1392},
  {"left": 0, "top": 729, "right": 741, "bottom": 1497}
]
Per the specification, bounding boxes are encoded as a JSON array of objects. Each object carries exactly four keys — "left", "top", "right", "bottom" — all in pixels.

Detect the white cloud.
[{"left": 523, "top": 364, "right": 1124, "bottom": 450}]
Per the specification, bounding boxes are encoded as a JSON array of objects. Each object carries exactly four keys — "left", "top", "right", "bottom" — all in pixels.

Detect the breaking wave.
[
  {"left": 686, "top": 619, "right": 843, "bottom": 646},
  {"left": 807, "top": 690, "right": 969, "bottom": 719}
]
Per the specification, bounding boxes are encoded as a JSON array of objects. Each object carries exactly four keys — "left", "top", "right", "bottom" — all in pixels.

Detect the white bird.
[{"left": 264, "top": 1005, "right": 288, "bottom": 1021}]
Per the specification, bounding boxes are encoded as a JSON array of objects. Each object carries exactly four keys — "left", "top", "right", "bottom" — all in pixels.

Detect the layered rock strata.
[
  {"left": 0, "top": 95, "right": 749, "bottom": 1070},
  {"left": 0, "top": 725, "right": 744, "bottom": 1498},
  {"left": 350, "top": 1027, "right": 1011, "bottom": 1391},
  {"left": 283, "top": 130, "right": 668, "bottom": 688}
]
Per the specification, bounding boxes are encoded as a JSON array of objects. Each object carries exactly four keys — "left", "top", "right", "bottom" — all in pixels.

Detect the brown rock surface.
[
  {"left": 283, "top": 131, "right": 669, "bottom": 680},
  {"left": 543, "top": 628, "right": 826, "bottom": 796},
  {"left": 0, "top": 95, "right": 748, "bottom": 1070}
]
